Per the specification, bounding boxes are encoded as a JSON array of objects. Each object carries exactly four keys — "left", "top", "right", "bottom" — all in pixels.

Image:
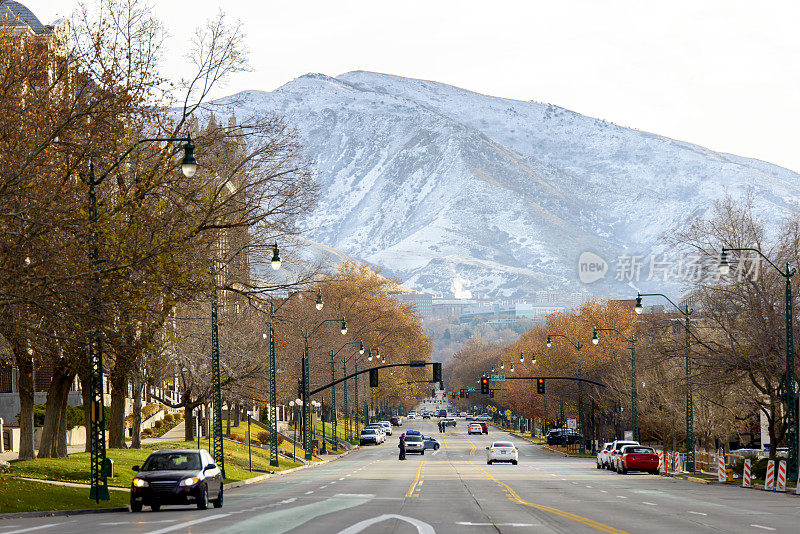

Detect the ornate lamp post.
[
  {"left": 260, "top": 286, "right": 322, "bottom": 467},
  {"left": 720, "top": 248, "right": 797, "bottom": 478},
  {"left": 85, "top": 135, "right": 196, "bottom": 501},
  {"left": 636, "top": 292, "right": 695, "bottom": 471},
  {"left": 592, "top": 327, "right": 638, "bottom": 442},
  {"left": 547, "top": 334, "right": 585, "bottom": 453},
  {"left": 328, "top": 341, "right": 364, "bottom": 451}
]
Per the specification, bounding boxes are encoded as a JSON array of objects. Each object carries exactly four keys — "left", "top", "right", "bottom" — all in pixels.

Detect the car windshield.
[
  {"left": 405, "top": 436, "right": 422, "bottom": 442},
  {"left": 492, "top": 442, "right": 514, "bottom": 448},
  {"left": 362, "top": 429, "right": 376, "bottom": 434},
  {"left": 142, "top": 452, "right": 201, "bottom": 471},
  {"left": 625, "top": 447, "right": 654, "bottom": 454}
]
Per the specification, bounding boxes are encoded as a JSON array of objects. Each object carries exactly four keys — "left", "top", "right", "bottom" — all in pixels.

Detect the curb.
[
  {"left": 17, "top": 477, "right": 131, "bottom": 492},
  {"left": 0, "top": 507, "right": 130, "bottom": 520}
]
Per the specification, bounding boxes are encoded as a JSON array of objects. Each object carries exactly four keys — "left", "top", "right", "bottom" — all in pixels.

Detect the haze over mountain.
[{"left": 213, "top": 71, "right": 800, "bottom": 300}]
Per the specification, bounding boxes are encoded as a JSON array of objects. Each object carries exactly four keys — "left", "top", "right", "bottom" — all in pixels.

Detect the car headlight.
[
  {"left": 179, "top": 476, "right": 200, "bottom": 486},
  {"left": 132, "top": 478, "right": 149, "bottom": 488}
]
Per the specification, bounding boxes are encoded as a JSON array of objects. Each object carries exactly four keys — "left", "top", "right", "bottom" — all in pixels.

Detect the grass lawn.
[
  {"left": 0, "top": 476, "right": 128, "bottom": 513},
  {"left": 9, "top": 438, "right": 301, "bottom": 488}
]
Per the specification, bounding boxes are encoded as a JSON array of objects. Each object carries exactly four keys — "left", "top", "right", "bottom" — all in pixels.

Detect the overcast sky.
[{"left": 28, "top": 0, "right": 800, "bottom": 172}]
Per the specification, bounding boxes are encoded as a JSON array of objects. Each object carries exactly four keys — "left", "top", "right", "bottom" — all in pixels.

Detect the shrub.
[
  {"left": 258, "top": 431, "right": 271, "bottom": 444},
  {"left": 141, "top": 403, "right": 160, "bottom": 420},
  {"left": 174, "top": 412, "right": 183, "bottom": 420},
  {"left": 230, "top": 433, "right": 242, "bottom": 442},
  {"left": 163, "top": 413, "right": 173, "bottom": 423},
  {"left": 142, "top": 428, "right": 153, "bottom": 436},
  {"left": 153, "top": 420, "right": 163, "bottom": 430}
]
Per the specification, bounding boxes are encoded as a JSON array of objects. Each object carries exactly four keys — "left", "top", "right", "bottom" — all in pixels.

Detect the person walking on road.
[{"left": 398, "top": 434, "right": 406, "bottom": 460}]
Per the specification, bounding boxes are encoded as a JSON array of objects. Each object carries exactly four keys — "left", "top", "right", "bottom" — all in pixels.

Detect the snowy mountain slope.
[{"left": 213, "top": 72, "right": 800, "bottom": 299}]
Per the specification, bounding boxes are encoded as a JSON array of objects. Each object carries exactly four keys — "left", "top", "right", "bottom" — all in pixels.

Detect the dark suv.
[
  {"left": 546, "top": 428, "right": 582, "bottom": 446},
  {"left": 390, "top": 416, "right": 402, "bottom": 426},
  {"left": 130, "top": 449, "right": 223, "bottom": 512}
]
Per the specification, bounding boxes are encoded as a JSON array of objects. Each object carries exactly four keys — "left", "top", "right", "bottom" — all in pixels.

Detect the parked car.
[
  {"left": 459, "top": 412, "right": 467, "bottom": 417},
  {"left": 597, "top": 442, "right": 613, "bottom": 469},
  {"left": 390, "top": 416, "right": 402, "bottom": 426},
  {"left": 360, "top": 428, "right": 383, "bottom": 445},
  {"left": 378, "top": 421, "right": 393, "bottom": 436},
  {"left": 617, "top": 445, "right": 659, "bottom": 474},
  {"left": 422, "top": 412, "right": 431, "bottom": 419},
  {"left": 408, "top": 412, "right": 417, "bottom": 419},
  {"left": 486, "top": 441, "right": 518, "bottom": 465},
  {"left": 130, "top": 449, "right": 223, "bottom": 512},
  {"left": 403, "top": 434, "right": 425, "bottom": 454},
  {"left": 546, "top": 428, "right": 583, "bottom": 446},
  {"left": 364, "top": 424, "right": 385, "bottom": 440},
  {"left": 608, "top": 440, "right": 640, "bottom": 471},
  {"left": 421, "top": 434, "right": 441, "bottom": 450},
  {"left": 468, "top": 423, "right": 483, "bottom": 435}
]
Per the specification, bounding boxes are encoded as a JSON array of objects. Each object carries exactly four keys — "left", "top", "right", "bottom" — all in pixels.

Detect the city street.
[{"left": 2, "top": 420, "right": 799, "bottom": 533}]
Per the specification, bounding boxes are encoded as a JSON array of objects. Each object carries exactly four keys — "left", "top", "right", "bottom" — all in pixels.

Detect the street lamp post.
[
  {"left": 260, "top": 287, "right": 322, "bottom": 467},
  {"left": 328, "top": 341, "right": 364, "bottom": 451},
  {"left": 720, "top": 248, "right": 798, "bottom": 478},
  {"left": 547, "top": 334, "right": 585, "bottom": 453},
  {"left": 592, "top": 327, "right": 638, "bottom": 442},
  {"left": 85, "top": 135, "right": 196, "bottom": 502},
  {"left": 636, "top": 292, "right": 695, "bottom": 472},
  {"left": 302, "top": 317, "right": 347, "bottom": 460}
]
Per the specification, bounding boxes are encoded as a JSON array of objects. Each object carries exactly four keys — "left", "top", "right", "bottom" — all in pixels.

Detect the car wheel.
[
  {"left": 487, "top": 460, "right": 492, "bottom": 465},
  {"left": 213, "top": 487, "right": 223, "bottom": 509},
  {"left": 197, "top": 486, "right": 209, "bottom": 510},
  {"left": 434, "top": 444, "right": 439, "bottom": 450},
  {"left": 421, "top": 449, "right": 425, "bottom": 455},
  {"left": 619, "top": 466, "right": 627, "bottom": 475},
  {"left": 597, "top": 462, "right": 602, "bottom": 469},
  {"left": 130, "top": 501, "right": 142, "bottom": 513},
  {"left": 512, "top": 460, "right": 518, "bottom": 465},
  {"left": 150, "top": 504, "right": 161, "bottom": 512}
]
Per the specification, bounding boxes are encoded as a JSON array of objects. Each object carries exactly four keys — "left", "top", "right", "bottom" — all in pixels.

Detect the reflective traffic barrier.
[
  {"left": 764, "top": 459, "right": 775, "bottom": 491},
  {"left": 717, "top": 454, "right": 726, "bottom": 482},
  {"left": 777, "top": 460, "right": 787, "bottom": 492},
  {"left": 742, "top": 459, "right": 751, "bottom": 488}
]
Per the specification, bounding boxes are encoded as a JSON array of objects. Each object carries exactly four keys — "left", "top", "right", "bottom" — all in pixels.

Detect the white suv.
[
  {"left": 608, "top": 440, "right": 640, "bottom": 471},
  {"left": 378, "top": 421, "right": 392, "bottom": 436},
  {"left": 597, "top": 442, "right": 613, "bottom": 469}
]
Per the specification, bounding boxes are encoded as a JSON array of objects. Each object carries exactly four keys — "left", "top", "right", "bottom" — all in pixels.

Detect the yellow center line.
[
  {"left": 467, "top": 461, "right": 629, "bottom": 534},
  {"left": 406, "top": 460, "right": 425, "bottom": 497}
]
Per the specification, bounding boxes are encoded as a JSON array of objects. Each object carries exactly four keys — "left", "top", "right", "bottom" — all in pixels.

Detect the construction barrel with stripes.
[
  {"left": 717, "top": 454, "right": 726, "bottom": 482},
  {"left": 658, "top": 451, "right": 664, "bottom": 473},
  {"left": 764, "top": 459, "right": 775, "bottom": 491},
  {"left": 742, "top": 459, "right": 751, "bottom": 488},
  {"left": 777, "top": 460, "right": 787, "bottom": 492}
]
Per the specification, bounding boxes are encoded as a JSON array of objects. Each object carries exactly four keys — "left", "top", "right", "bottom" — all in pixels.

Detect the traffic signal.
[
  {"left": 369, "top": 368, "right": 378, "bottom": 387},
  {"left": 489, "top": 389, "right": 494, "bottom": 398},
  {"left": 537, "top": 378, "right": 545, "bottom": 394},
  {"left": 432, "top": 362, "right": 442, "bottom": 382},
  {"left": 459, "top": 389, "right": 465, "bottom": 398},
  {"left": 431, "top": 388, "right": 436, "bottom": 397},
  {"left": 481, "top": 377, "right": 489, "bottom": 394}
]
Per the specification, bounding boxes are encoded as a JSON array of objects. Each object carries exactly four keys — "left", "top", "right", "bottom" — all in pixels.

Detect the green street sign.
[
  {"left": 467, "top": 387, "right": 476, "bottom": 391},
  {"left": 490, "top": 374, "right": 505, "bottom": 381}
]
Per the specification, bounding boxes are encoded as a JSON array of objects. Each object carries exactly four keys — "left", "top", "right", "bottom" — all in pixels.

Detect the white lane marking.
[
  {"left": 337, "top": 514, "right": 435, "bottom": 534},
  {"left": 278, "top": 498, "right": 297, "bottom": 505},
  {"left": 617, "top": 495, "right": 627, "bottom": 499},
  {"left": 330, "top": 481, "right": 337, "bottom": 484},
  {"left": 688, "top": 511, "right": 707, "bottom": 516},
  {"left": 550, "top": 474, "right": 557, "bottom": 477},
  {"left": 432, "top": 450, "right": 439, "bottom": 456},
  {"left": 2, "top": 525, "right": 68, "bottom": 534},
  {"left": 320, "top": 485, "right": 328, "bottom": 489},
  {"left": 305, "top": 491, "right": 314, "bottom": 494},
  {"left": 586, "top": 485, "right": 593, "bottom": 488},
  {"left": 339, "top": 477, "right": 345, "bottom": 481},
  {"left": 600, "top": 490, "right": 608, "bottom": 493},
  {"left": 140, "top": 515, "right": 230, "bottom": 534},
  {"left": 418, "top": 480, "right": 423, "bottom": 485},
  {"left": 346, "top": 474, "right": 352, "bottom": 477},
  {"left": 642, "top": 502, "right": 657, "bottom": 506},
  {"left": 751, "top": 526, "right": 775, "bottom": 532}
]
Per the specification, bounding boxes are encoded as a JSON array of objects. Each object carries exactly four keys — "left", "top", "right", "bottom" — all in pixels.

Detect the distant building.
[{"left": 394, "top": 291, "right": 433, "bottom": 317}]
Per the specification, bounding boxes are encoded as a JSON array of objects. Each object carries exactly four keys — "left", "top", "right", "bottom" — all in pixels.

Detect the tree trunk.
[
  {"left": 79, "top": 371, "right": 92, "bottom": 453},
  {"left": 108, "top": 360, "right": 130, "bottom": 449},
  {"left": 226, "top": 403, "right": 231, "bottom": 436},
  {"left": 130, "top": 374, "right": 143, "bottom": 449},
  {"left": 56, "top": 395, "right": 68, "bottom": 457},
  {"left": 233, "top": 403, "right": 240, "bottom": 427},
  {"left": 16, "top": 355, "right": 35, "bottom": 460},
  {"left": 37, "top": 363, "right": 74, "bottom": 458}
]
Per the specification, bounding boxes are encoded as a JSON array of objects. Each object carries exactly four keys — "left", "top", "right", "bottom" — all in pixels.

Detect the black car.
[
  {"left": 390, "top": 416, "right": 402, "bottom": 426},
  {"left": 546, "top": 428, "right": 583, "bottom": 446},
  {"left": 130, "top": 449, "right": 223, "bottom": 512}
]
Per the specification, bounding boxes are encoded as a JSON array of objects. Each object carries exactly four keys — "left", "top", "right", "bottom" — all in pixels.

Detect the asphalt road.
[{"left": 2, "top": 419, "right": 800, "bottom": 533}]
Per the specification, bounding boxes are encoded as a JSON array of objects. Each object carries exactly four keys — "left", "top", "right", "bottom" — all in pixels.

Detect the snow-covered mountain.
[{"left": 214, "top": 71, "right": 800, "bottom": 299}]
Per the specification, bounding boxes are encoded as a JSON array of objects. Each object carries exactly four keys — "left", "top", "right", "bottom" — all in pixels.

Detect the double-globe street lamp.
[
  {"left": 301, "top": 317, "right": 348, "bottom": 460},
  {"left": 592, "top": 327, "right": 639, "bottom": 442},
  {"left": 342, "top": 348, "right": 382, "bottom": 441},
  {"left": 635, "top": 292, "right": 695, "bottom": 472},
  {"left": 327, "top": 340, "right": 365, "bottom": 451},
  {"left": 546, "top": 334, "right": 586, "bottom": 453},
  {"left": 86, "top": 135, "right": 196, "bottom": 501},
  {"left": 720, "top": 248, "right": 798, "bottom": 478},
  {"left": 259, "top": 284, "right": 323, "bottom": 467}
]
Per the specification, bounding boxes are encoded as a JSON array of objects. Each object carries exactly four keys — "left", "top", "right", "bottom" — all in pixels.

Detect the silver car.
[{"left": 403, "top": 434, "right": 425, "bottom": 455}]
